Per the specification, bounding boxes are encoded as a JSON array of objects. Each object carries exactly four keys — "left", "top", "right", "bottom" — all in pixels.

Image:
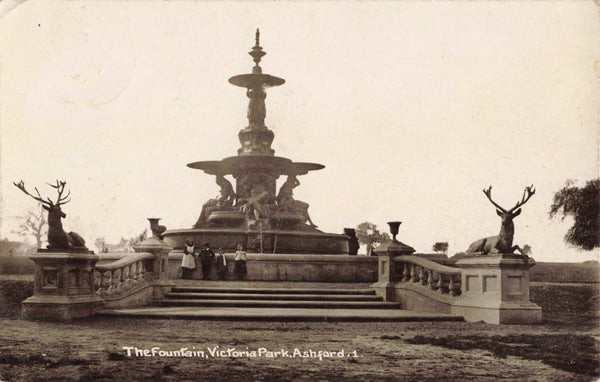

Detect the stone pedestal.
[
  {"left": 133, "top": 236, "right": 172, "bottom": 280},
  {"left": 371, "top": 240, "right": 415, "bottom": 301},
  {"left": 22, "top": 250, "right": 103, "bottom": 321},
  {"left": 133, "top": 236, "right": 172, "bottom": 300},
  {"left": 452, "top": 254, "right": 542, "bottom": 324}
]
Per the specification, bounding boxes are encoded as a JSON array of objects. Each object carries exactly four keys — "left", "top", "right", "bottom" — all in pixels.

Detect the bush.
[{"left": 0, "top": 255, "right": 34, "bottom": 275}]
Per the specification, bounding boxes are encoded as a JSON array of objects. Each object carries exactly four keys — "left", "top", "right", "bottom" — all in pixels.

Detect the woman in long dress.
[{"left": 181, "top": 238, "right": 196, "bottom": 279}]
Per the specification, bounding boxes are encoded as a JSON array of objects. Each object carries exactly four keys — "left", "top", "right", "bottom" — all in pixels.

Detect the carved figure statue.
[
  {"left": 466, "top": 185, "right": 535, "bottom": 258},
  {"left": 13, "top": 180, "right": 87, "bottom": 250},
  {"left": 240, "top": 188, "right": 270, "bottom": 220},
  {"left": 195, "top": 198, "right": 219, "bottom": 227},
  {"left": 216, "top": 174, "right": 235, "bottom": 208},
  {"left": 247, "top": 87, "right": 266, "bottom": 126},
  {"left": 194, "top": 175, "right": 236, "bottom": 227},
  {"left": 276, "top": 175, "right": 318, "bottom": 228}
]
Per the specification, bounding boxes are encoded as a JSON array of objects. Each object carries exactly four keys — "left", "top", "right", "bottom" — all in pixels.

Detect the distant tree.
[
  {"left": 549, "top": 179, "right": 599, "bottom": 250},
  {"left": 432, "top": 242, "right": 449, "bottom": 254},
  {"left": 521, "top": 244, "right": 532, "bottom": 255},
  {"left": 11, "top": 204, "right": 47, "bottom": 249},
  {"left": 355, "top": 222, "right": 384, "bottom": 256}
]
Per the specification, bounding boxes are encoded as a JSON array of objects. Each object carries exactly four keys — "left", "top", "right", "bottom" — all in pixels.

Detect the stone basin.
[{"left": 162, "top": 228, "right": 349, "bottom": 254}]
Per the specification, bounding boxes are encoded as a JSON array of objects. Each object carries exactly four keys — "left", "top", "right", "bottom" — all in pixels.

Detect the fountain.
[{"left": 162, "top": 30, "right": 349, "bottom": 254}]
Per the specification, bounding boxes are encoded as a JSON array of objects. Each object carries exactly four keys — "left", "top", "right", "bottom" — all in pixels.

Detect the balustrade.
[
  {"left": 392, "top": 255, "right": 461, "bottom": 297},
  {"left": 95, "top": 252, "right": 155, "bottom": 296}
]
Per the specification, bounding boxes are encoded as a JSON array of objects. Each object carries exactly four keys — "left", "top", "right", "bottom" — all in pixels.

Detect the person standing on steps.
[
  {"left": 215, "top": 247, "right": 227, "bottom": 280},
  {"left": 181, "top": 238, "right": 197, "bottom": 280},
  {"left": 199, "top": 242, "right": 215, "bottom": 280},
  {"left": 234, "top": 244, "right": 247, "bottom": 280}
]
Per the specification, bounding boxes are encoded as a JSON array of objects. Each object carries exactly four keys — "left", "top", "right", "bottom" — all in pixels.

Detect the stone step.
[
  {"left": 97, "top": 306, "right": 464, "bottom": 322},
  {"left": 156, "top": 299, "right": 400, "bottom": 309},
  {"left": 169, "top": 286, "right": 376, "bottom": 295},
  {"left": 164, "top": 292, "right": 382, "bottom": 301}
]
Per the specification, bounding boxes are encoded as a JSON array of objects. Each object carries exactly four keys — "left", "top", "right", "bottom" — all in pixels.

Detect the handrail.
[
  {"left": 393, "top": 255, "right": 461, "bottom": 275},
  {"left": 95, "top": 252, "right": 156, "bottom": 296},
  {"left": 96, "top": 252, "right": 155, "bottom": 271},
  {"left": 392, "top": 255, "right": 462, "bottom": 296}
]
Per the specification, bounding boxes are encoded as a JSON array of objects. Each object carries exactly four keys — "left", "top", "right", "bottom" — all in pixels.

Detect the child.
[
  {"left": 234, "top": 244, "right": 247, "bottom": 280},
  {"left": 215, "top": 247, "right": 227, "bottom": 280},
  {"left": 199, "top": 242, "right": 215, "bottom": 280}
]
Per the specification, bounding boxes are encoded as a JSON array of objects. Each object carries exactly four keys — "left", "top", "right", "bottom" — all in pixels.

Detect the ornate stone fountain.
[{"left": 162, "top": 30, "right": 349, "bottom": 254}]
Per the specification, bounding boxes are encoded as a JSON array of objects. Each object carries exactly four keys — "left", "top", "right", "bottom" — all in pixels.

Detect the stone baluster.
[
  {"left": 448, "top": 275, "right": 458, "bottom": 296},
  {"left": 429, "top": 270, "right": 438, "bottom": 290},
  {"left": 142, "top": 259, "right": 149, "bottom": 279},
  {"left": 420, "top": 267, "right": 428, "bottom": 285},
  {"left": 134, "top": 261, "right": 141, "bottom": 280},
  {"left": 95, "top": 271, "right": 103, "bottom": 292},
  {"left": 448, "top": 275, "right": 455, "bottom": 296},
  {"left": 403, "top": 263, "right": 411, "bottom": 281},
  {"left": 96, "top": 271, "right": 103, "bottom": 293},
  {"left": 437, "top": 273, "right": 445, "bottom": 293},
  {"left": 118, "top": 267, "right": 125, "bottom": 289},
  {"left": 139, "top": 260, "right": 145, "bottom": 279},
  {"left": 103, "top": 270, "right": 111, "bottom": 292},
  {"left": 396, "top": 262, "right": 405, "bottom": 281},
  {"left": 107, "top": 269, "right": 118, "bottom": 293},
  {"left": 126, "top": 264, "right": 134, "bottom": 284},
  {"left": 413, "top": 265, "right": 420, "bottom": 283}
]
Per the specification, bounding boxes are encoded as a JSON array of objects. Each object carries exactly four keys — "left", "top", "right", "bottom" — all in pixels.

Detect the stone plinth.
[
  {"left": 371, "top": 240, "right": 415, "bottom": 301},
  {"left": 133, "top": 236, "right": 172, "bottom": 280},
  {"left": 451, "top": 254, "right": 542, "bottom": 324},
  {"left": 22, "top": 250, "right": 103, "bottom": 321}
]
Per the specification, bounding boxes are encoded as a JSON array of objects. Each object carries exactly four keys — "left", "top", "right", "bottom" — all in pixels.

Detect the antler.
[
  {"left": 482, "top": 186, "right": 506, "bottom": 212},
  {"left": 509, "top": 185, "right": 535, "bottom": 212},
  {"left": 47, "top": 180, "right": 71, "bottom": 206},
  {"left": 13, "top": 180, "right": 53, "bottom": 206}
]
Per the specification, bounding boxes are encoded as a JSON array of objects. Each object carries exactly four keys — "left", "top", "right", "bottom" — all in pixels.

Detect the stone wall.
[{"left": 165, "top": 252, "right": 378, "bottom": 282}]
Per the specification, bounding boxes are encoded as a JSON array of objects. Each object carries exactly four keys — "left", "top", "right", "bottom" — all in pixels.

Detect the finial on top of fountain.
[
  {"left": 249, "top": 28, "right": 266, "bottom": 74},
  {"left": 229, "top": 29, "right": 285, "bottom": 90}
]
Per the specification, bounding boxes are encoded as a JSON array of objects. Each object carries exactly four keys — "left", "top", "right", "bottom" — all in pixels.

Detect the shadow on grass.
[
  {"left": 0, "top": 353, "right": 90, "bottom": 368},
  {"left": 405, "top": 334, "right": 599, "bottom": 378},
  {"left": 530, "top": 283, "right": 599, "bottom": 329}
]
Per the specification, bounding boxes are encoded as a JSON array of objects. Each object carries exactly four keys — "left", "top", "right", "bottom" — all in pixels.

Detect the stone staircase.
[
  {"left": 97, "top": 281, "right": 464, "bottom": 322},
  {"left": 157, "top": 285, "right": 401, "bottom": 310}
]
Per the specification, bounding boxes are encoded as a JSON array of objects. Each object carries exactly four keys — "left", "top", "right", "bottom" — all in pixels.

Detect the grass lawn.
[{"left": 0, "top": 281, "right": 598, "bottom": 381}]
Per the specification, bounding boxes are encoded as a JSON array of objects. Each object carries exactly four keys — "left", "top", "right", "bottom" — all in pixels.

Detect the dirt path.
[{"left": 0, "top": 317, "right": 596, "bottom": 381}]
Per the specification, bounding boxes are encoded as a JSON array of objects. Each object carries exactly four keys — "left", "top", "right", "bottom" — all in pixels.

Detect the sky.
[{"left": 0, "top": 1, "right": 598, "bottom": 262}]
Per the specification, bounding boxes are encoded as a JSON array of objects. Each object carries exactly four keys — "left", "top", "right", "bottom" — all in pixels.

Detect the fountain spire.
[
  {"left": 228, "top": 29, "right": 285, "bottom": 155},
  {"left": 249, "top": 28, "right": 266, "bottom": 74}
]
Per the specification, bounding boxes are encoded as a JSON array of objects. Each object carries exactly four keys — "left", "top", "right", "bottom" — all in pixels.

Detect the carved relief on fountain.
[
  {"left": 237, "top": 127, "right": 275, "bottom": 156},
  {"left": 236, "top": 172, "right": 277, "bottom": 218}
]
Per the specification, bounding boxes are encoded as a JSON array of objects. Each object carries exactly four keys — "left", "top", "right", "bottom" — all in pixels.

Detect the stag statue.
[
  {"left": 466, "top": 185, "right": 535, "bottom": 258},
  {"left": 13, "top": 180, "right": 87, "bottom": 250}
]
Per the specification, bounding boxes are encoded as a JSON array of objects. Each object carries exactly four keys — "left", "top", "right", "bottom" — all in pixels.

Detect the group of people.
[{"left": 180, "top": 239, "right": 247, "bottom": 280}]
